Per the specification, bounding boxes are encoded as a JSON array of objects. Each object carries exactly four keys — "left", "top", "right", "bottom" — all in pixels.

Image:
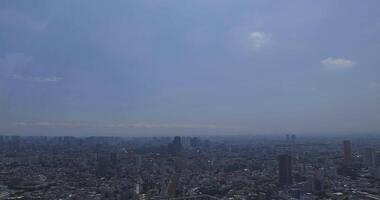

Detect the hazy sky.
[{"left": 0, "top": 0, "right": 379, "bottom": 136}]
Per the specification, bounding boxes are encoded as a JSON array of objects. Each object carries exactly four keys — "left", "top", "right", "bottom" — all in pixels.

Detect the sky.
[{"left": 0, "top": 0, "right": 379, "bottom": 136}]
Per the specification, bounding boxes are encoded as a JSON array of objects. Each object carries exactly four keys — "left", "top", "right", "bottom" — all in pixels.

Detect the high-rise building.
[
  {"left": 343, "top": 140, "right": 352, "bottom": 167},
  {"left": 96, "top": 152, "right": 108, "bottom": 178},
  {"left": 168, "top": 136, "right": 183, "bottom": 155},
  {"left": 364, "top": 148, "right": 375, "bottom": 168},
  {"left": 278, "top": 154, "right": 292, "bottom": 185},
  {"left": 173, "top": 136, "right": 182, "bottom": 153},
  {"left": 291, "top": 134, "right": 296, "bottom": 145},
  {"left": 167, "top": 174, "right": 178, "bottom": 197},
  {"left": 314, "top": 168, "right": 325, "bottom": 192}
]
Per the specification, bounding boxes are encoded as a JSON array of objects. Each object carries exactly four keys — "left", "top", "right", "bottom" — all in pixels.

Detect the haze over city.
[
  {"left": 1, "top": 0, "right": 380, "bottom": 136},
  {"left": 3, "top": 1, "right": 380, "bottom": 200}
]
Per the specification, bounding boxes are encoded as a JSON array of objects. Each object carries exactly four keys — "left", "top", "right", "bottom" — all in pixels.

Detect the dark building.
[
  {"left": 343, "top": 140, "right": 352, "bottom": 167},
  {"left": 363, "top": 148, "right": 375, "bottom": 168},
  {"left": 173, "top": 136, "right": 182, "bottom": 152},
  {"left": 96, "top": 153, "right": 108, "bottom": 177},
  {"left": 291, "top": 134, "right": 296, "bottom": 145},
  {"left": 289, "top": 188, "right": 301, "bottom": 199},
  {"left": 190, "top": 137, "right": 200, "bottom": 148},
  {"left": 278, "top": 154, "right": 292, "bottom": 185},
  {"left": 168, "top": 136, "right": 183, "bottom": 155}
]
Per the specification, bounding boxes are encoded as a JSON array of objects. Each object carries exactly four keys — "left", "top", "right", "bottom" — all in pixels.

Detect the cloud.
[
  {"left": 248, "top": 32, "right": 272, "bottom": 49},
  {"left": 0, "top": 9, "right": 48, "bottom": 32},
  {"left": 320, "top": 57, "right": 356, "bottom": 71},
  {"left": 0, "top": 53, "right": 62, "bottom": 82},
  {"left": 12, "top": 75, "right": 63, "bottom": 82}
]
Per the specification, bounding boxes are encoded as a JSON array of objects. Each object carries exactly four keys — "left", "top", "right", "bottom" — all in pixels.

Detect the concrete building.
[
  {"left": 278, "top": 154, "right": 292, "bottom": 185},
  {"left": 343, "top": 140, "right": 352, "bottom": 167}
]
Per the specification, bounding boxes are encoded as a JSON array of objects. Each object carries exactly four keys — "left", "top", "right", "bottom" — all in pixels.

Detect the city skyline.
[{"left": 2, "top": 1, "right": 380, "bottom": 199}]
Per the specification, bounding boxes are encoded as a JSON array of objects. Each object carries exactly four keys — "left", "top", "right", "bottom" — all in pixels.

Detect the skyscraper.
[
  {"left": 343, "top": 140, "right": 352, "bottom": 167},
  {"left": 173, "top": 136, "right": 182, "bottom": 153},
  {"left": 291, "top": 134, "right": 296, "bottom": 145},
  {"left": 168, "top": 136, "right": 183, "bottom": 155},
  {"left": 167, "top": 174, "right": 178, "bottom": 197},
  {"left": 364, "top": 148, "right": 375, "bottom": 168},
  {"left": 278, "top": 154, "right": 292, "bottom": 185}
]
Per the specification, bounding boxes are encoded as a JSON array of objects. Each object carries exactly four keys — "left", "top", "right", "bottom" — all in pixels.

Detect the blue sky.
[{"left": 0, "top": 0, "right": 379, "bottom": 135}]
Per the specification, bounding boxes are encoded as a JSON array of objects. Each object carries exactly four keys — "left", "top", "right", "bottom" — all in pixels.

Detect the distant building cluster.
[{"left": 0, "top": 134, "right": 380, "bottom": 199}]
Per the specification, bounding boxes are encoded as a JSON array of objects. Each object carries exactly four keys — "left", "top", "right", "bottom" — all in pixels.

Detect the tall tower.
[
  {"left": 168, "top": 136, "right": 183, "bottom": 155},
  {"left": 278, "top": 154, "right": 292, "bottom": 185},
  {"left": 343, "top": 140, "right": 352, "bottom": 167},
  {"left": 364, "top": 148, "right": 375, "bottom": 168},
  {"left": 173, "top": 136, "right": 182, "bottom": 153},
  {"left": 167, "top": 174, "right": 178, "bottom": 197},
  {"left": 291, "top": 134, "right": 296, "bottom": 145}
]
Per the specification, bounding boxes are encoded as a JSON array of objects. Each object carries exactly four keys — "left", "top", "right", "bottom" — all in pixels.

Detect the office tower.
[
  {"left": 291, "top": 134, "right": 296, "bottom": 145},
  {"left": 314, "top": 168, "right": 325, "bottom": 192},
  {"left": 286, "top": 134, "right": 290, "bottom": 143},
  {"left": 136, "top": 155, "right": 143, "bottom": 170},
  {"left": 343, "top": 140, "right": 352, "bottom": 166},
  {"left": 110, "top": 152, "right": 119, "bottom": 177},
  {"left": 168, "top": 136, "right": 183, "bottom": 155},
  {"left": 364, "top": 148, "right": 375, "bottom": 168},
  {"left": 96, "top": 153, "right": 108, "bottom": 178},
  {"left": 167, "top": 175, "right": 178, "bottom": 197},
  {"left": 173, "top": 136, "right": 182, "bottom": 152},
  {"left": 278, "top": 154, "right": 292, "bottom": 185}
]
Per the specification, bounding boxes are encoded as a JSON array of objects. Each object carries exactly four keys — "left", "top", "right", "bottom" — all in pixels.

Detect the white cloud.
[
  {"left": 0, "top": 53, "right": 62, "bottom": 82},
  {"left": 13, "top": 75, "right": 63, "bottom": 82},
  {"left": 248, "top": 32, "right": 272, "bottom": 49},
  {"left": 320, "top": 57, "right": 356, "bottom": 71}
]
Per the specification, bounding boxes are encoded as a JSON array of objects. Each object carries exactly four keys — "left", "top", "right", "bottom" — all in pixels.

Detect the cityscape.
[
  {"left": 1, "top": 0, "right": 380, "bottom": 199},
  {"left": 1, "top": 134, "right": 380, "bottom": 199}
]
